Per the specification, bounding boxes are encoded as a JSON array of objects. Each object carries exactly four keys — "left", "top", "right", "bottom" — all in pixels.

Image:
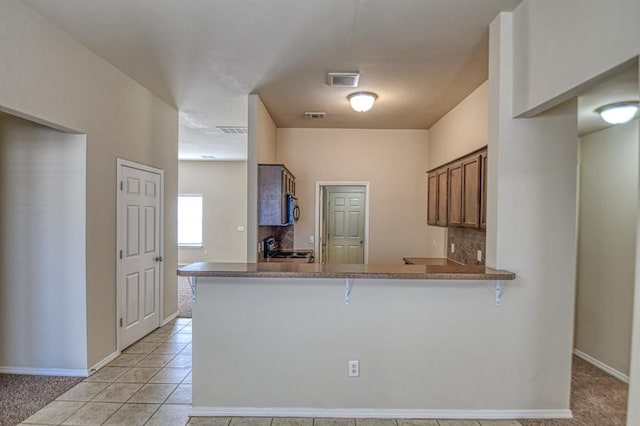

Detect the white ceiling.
[{"left": 23, "top": 0, "right": 525, "bottom": 160}]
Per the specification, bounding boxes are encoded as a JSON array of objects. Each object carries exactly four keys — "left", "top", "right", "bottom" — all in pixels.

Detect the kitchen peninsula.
[{"left": 179, "top": 262, "right": 515, "bottom": 419}]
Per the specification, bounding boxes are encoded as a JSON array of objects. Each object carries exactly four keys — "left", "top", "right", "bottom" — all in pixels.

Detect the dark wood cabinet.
[
  {"left": 258, "top": 164, "right": 296, "bottom": 226},
  {"left": 426, "top": 147, "right": 486, "bottom": 230},
  {"left": 427, "top": 167, "right": 449, "bottom": 226},
  {"left": 436, "top": 169, "right": 448, "bottom": 227},
  {"left": 427, "top": 173, "right": 437, "bottom": 225},
  {"left": 461, "top": 154, "right": 481, "bottom": 228},
  {"left": 447, "top": 161, "right": 463, "bottom": 227},
  {"left": 480, "top": 150, "right": 487, "bottom": 229}
]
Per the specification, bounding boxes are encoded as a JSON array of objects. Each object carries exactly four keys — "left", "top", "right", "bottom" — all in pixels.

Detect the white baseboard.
[
  {"left": 574, "top": 348, "right": 629, "bottom": 383},
  {"left": 0, "top": 366, "right": 88, "bottom": 377},
  {"left": 189, "top": 407, "right": 572, "bottom": 420},
  {"left": 162, "top": 311, "right": 180, "bottom": 326},
  {"left": 87, "top": 350, "right": 120, "bottom": 376}
]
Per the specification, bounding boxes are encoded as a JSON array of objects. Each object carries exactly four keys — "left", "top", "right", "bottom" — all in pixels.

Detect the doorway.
[
  {"left": 116, "top": 159, "right": 165, "bottom": 350},
  {"left": 315, "top": 183, "right": 369, "bottom": 264}
]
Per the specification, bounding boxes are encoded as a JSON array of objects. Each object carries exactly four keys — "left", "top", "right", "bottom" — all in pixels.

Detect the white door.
[
  {"left": 118, "top": 163, "right": 162, "bottom": 349},
  {"left": 326, "top": 187, "right": 365, "bottom": 264}
]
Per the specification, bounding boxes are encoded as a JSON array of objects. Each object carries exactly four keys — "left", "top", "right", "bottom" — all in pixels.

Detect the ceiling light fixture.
[
  {"left": 348, "top": 92, "right": 378, "bottom": 112},
  {"left": 596, "top": 101, "right": 639, "bottom": 124}
]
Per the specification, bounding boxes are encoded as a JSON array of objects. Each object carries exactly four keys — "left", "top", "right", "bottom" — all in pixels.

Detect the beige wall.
[
  {"left": 426, "top": 81, "right": 489, "bottom": 257},
  {"left": 575, "top": 120, "right": 639, "bottom": 377},
  {"left": 0, "top": 0, "right": 178, "bottom": 369},
  {"left": 428, "top": 81, "right": 489, "bottom": 170},
  {"left": 277, "top": 128, "right": 428, "bottom": 264},
  {"left": 257, "top": 97, "right": 278, "bottom": 164},
  {"left": 0, "top": 113, "right": 87, "bottom": 372},
  {"left": 512, "top": 0, "right": 640, "bottom": 117},
  {"left": 178, "top": 161, "right": 247, "bottom": 264}
]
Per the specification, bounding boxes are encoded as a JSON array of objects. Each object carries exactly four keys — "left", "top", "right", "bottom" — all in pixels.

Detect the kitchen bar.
[{"left": 179, "top": 262, "right": 516, "bottom": 419}]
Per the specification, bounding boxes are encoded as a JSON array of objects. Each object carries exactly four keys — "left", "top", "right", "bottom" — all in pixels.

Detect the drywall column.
[
  {"left": 0, "top": 113, "right": 87, "bottom": 374},
  {"left": 247, "top": 95, "right": 278, "bottom": 262},
  {"left": 487, "top": 12, "right": 578, "bottom": 411}
]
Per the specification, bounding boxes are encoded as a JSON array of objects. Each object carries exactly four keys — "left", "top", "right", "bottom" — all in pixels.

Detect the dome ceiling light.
[
  {"left": 348, "top": 92, "right": 378, "bottom": 112},
  {"left": 596, "top": 101, "right": 639, "bottom": 125}
]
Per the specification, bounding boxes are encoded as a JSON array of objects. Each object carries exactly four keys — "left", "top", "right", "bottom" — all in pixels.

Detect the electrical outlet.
[
  {"left": 309, "top": 235, "right": 315, "bottom": 244},
  {"left": 348, "top": 360, "right": 359, "bottom": 377},
  {"left": 203, "top": 249, "right": 208, "bottom": 256},
  {"left": 237, "top": 225, "right": 245, "bottom": 232},
  {"left": 477, "top": 250, "right": 482, "bottom": 262},
  {"left": 432, "top": 238, "right": 436, "bottom": 248},
  {"left": 450, "top": 243, "right": 455, "bottom": 253}
]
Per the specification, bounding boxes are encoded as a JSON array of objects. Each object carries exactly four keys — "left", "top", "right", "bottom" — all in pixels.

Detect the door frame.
[
  {"left": 116, "top": 158, "right": 165, "bottom": 352},
  {"left": 314, "top": 181, "right": 370, "bottom": 264}
]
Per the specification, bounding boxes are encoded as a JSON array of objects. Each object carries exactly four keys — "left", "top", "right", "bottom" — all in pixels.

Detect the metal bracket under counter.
[
  {"left": 188, "top": 277, "right": 197, "bottom": 303},
  {"left": 345, "top": 279, "right": 351, "bottom": 304},
  {"left": 495, "top": 281, "right": 503, "bottom": 306}
]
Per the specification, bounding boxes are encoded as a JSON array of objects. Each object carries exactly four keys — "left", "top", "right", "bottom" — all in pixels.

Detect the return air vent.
[
  {"left": 304, "top": 112, "right": 326, "bottom": 119},
  {"left": 201, "top": 155, "right": 216, "bottom": 160},
  {"left": 215, "top": 126, "right": 248, "bottom": 135},
  {"left": 327, "top": 72, "right": 360, "bottom": 88}
]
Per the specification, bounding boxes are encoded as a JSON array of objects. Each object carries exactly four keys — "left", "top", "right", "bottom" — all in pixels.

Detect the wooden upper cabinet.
[
  {"left": 426, "top": 147, "right": 487, "bottom": 229},
  {"left": 480, "top": 151, "right": 487, "bottom": 229},
  {"left": 448, "top": 161, "right": 463, "bottom": 227},
  {"left": 436, "top": 169, "right": 448, "bottom": 227},
  {"left": 427, "top": 173, "right": 437, "bottom": 225},
  {"left": 461, "top": 155, "right": 481, "bottom": 228}
]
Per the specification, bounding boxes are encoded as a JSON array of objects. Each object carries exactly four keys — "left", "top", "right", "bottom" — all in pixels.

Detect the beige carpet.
[
  {"left": 519, "top": 356, "right": 627, "bottom": 425},
  {"left": 178, "top": 276, "right": 192, "bottom": 318},
  {"left": 0, "top": 373, "right": 82, "bottom": 426}
]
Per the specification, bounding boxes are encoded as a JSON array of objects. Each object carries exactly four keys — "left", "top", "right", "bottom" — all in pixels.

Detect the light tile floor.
[{"left": 19, "top": 318, "right": 522, "bottom": 426}]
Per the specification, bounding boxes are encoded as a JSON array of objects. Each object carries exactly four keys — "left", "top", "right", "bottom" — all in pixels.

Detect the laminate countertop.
[{"left": 177, "top": 260, "right": 515, "bottom": 281}]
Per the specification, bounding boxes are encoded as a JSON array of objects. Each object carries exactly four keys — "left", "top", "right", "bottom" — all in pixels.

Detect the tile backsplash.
[
  {"left": 447, "top": 227, "right": 486, "bottom": 265},
  {"left": 258, "top": 225, "right": 294, "bottom": 254}
]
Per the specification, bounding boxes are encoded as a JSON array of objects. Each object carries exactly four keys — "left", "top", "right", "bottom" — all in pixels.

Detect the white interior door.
[
  {"left": 118, "top": 163, "right": 162, "bottom": 349},
  {"left": 326, "top": 187, "right": 365, "bottom": 264}
]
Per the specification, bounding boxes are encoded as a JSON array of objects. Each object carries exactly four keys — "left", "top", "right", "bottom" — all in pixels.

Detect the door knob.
[{"left": 155, "top": 256, "right": 163, "bottom": 262}]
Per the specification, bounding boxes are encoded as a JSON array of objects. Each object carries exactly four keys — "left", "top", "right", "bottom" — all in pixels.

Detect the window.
[{"left": 178, "top": 195, "right": 203, "bottom": 247}]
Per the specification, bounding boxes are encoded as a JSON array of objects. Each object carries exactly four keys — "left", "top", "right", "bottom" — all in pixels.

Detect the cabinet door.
[
  {"left": 462, "top": 155, "right": 481, "bottom": 228},
  {"left": 436, "top": 169, "right": 448, "bottom": 226},
  {"left": 448, "top": 162, "right": 463, "bottom": 226},
  {"left": 427, "top": 173, "right": 437, "bottom": 225},
  {"left": 480, "top": 151, "right": 487, "bottom": 229}
]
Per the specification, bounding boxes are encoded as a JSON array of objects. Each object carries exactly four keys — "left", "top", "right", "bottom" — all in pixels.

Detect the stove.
[{"left": 263, "top": 237, "right": 314, "bottom": 263}]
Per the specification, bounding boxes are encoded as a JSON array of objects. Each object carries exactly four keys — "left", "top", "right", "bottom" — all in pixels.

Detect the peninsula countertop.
[{"left": 177, "top": 260, "right": 515, "bottom": 280}]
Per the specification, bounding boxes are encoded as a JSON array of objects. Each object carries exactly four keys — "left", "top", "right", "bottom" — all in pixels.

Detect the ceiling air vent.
[
  {"left": 215, "top": 126, "right": 248, "bottom": 135},
  {"left": 327, "top": 72, "right": 360, "bottom": 88},
  {"left": 304, "top": 112, "right": 326, "bottom": 119}
]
